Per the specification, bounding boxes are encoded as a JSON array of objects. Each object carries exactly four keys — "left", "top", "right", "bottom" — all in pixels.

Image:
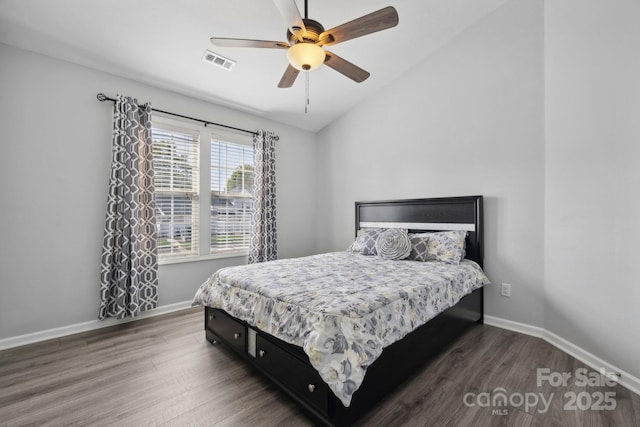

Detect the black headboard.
[{"left": 355, "top": 196, "right": 484, "bottom": 267}]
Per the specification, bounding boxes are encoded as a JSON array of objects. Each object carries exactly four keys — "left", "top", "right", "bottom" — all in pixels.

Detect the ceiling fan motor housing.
[{"left": 287, "top": 19, "right": 325, "bottom": 45}]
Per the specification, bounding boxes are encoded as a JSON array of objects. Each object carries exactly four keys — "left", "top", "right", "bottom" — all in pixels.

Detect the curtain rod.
[{"left": 96, "top": 93, "right": 263, "bottom": 138}]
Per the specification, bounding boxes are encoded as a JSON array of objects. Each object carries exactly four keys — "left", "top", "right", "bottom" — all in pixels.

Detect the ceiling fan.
[{"left": 210, "top": 0, "right": 399, "bottom": 88}]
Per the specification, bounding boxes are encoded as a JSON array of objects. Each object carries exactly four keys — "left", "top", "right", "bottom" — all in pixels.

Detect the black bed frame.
[{"left": 204, "top": 196, "right": 484, "bottom": 426}]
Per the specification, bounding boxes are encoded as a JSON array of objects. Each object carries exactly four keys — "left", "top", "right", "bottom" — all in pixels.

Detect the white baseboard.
[
  {"left": 485, "top": 315, "right": 640, "bottom": 397},
  {"left": 0, "top": 300, "right": 194, "bottom": 351},
  {"left": 542, "top": 329, "right": 640, "bottom": 396},
  {"left": 484, "top": 315, "right": 544, "bottom": 337}
]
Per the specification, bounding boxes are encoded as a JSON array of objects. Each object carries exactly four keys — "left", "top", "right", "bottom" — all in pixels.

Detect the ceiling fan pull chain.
[{"left": 305, "top": 72, "right": 310, "bottom": 114}]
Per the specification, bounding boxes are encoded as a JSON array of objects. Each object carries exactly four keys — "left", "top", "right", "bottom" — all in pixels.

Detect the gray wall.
[
  {"left": 315, "top": 0, "right": 640, "bottom": 383},
  {"left": 315, "top": 0, "right": 546, "bottom": 328},
  {"left": 0, "top": 43, "right": 317, "bottom": 339},
  {"left": 544, "top": 0, "right": 640, "bottom": 380}
]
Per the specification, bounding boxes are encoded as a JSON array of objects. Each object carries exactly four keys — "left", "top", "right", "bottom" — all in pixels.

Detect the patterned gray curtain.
[
  {"left": 99, "top": 95, "right": 158, "bottom": 320},
  {"left": 248, "top": 130, "right": 277, "bottom": 263}
]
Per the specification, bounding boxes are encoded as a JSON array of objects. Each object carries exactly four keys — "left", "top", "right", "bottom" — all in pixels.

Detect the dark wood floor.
[{"left": 1, "top": 307, "right": 638, "bottom": 427}]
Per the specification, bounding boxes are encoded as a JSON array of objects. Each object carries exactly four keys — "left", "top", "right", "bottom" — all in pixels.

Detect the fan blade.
[
  {"left": 272, "top": 0, "right": 307, "bottom": 41},
  {"left": 278, "top": 65, "right": 301, "bottom": 88},
  {"left": 318, "top": 6, "right": 399, "bottom": 47},
  {"left": 324, "top": 51, "right": 370, "bottom": 83},
  {"left": 210, "top": 37, "right": 289, "bottom": 49}
]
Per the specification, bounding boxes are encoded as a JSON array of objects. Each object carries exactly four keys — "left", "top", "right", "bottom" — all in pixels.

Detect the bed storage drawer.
[
  {"left": 206, "top": 308, "right": 246, "bottom": 353},
  {"left": 254, "top": 334, "right": 330, "bottom": 416}
]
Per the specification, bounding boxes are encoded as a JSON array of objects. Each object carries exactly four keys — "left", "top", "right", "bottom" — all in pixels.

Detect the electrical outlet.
[{"left": 501, "top": 283, "right": 511, "bottom": 297}]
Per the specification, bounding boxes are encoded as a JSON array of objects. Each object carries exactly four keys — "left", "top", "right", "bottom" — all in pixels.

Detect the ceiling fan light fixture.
[{"left": 287, "top": 42, "right": 325, "bottom": 71}]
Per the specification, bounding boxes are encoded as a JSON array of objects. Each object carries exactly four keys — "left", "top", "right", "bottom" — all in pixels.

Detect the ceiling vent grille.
[{"left": 202, "top": 50, "right": 236, "bottom": 71}]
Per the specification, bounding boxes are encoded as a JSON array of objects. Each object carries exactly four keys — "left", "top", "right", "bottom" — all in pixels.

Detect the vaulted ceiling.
[{"left": 0, "top": 0, "right": 509, "bottom": 131}]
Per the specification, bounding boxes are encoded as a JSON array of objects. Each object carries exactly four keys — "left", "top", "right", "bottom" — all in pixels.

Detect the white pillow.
[
  {"left": 425, "top": 230, "right": 467, "bottom": 264},
  {"left": 346, "top": 229, "right": 365, "bottom": 252}
]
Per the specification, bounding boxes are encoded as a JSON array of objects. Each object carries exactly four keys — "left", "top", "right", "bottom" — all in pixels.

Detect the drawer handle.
[
  {"left": 208, "top": 314, "right": 215, "bottom": 321},
  {"left": 234, "top": 332, "right": 241, "bottom": 340},
  {"left": 308, "top": 384, "right": 316, "bottom": 393},
  {"left": 259, "top": 349, "right": 266, "bottom": 357}
]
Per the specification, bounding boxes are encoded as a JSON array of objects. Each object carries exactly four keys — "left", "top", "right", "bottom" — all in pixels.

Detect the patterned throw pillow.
[
  {"left": 407, "top": 233, "right": 430, "bottom": 261},
  {"left": 361, "top": 228, "right": 384, "bottom": 255},
  {"left": 425, "top": 230, "right": 468, "bottom": 264},
  {"left": 375, "top": 229, "right": 411, "bottom": 260}
]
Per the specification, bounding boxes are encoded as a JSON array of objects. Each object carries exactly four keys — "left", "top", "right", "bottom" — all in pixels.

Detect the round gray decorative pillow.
[{"left": 375, "top": 229, "right": 411, "bottom": 260}]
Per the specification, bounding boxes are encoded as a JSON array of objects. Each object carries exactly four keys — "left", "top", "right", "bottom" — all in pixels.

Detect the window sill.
[{"left": 159, "top": 251, "right": 249, "bottom": 266}]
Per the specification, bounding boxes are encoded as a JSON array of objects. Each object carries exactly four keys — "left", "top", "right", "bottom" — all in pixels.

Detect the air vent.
[{"left": 203, "top": 50, "right": 236, "bottom": 71}]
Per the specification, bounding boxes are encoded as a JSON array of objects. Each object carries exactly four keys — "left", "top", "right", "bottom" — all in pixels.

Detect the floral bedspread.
[{"left": 192, "top": 251, "right": 490, "bottom": 407}]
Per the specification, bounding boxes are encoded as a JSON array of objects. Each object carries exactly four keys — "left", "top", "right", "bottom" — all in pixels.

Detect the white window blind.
[
  {"left": 211, "top": 140, "right": 254, "bottom": 254},
  {"left": 152, "top": 126, "right": 200, "bottom": 259}
]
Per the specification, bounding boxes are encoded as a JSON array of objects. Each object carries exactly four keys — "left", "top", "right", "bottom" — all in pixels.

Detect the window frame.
[{"left": 152, "top": 115, "right": 254, "bottom": 265}]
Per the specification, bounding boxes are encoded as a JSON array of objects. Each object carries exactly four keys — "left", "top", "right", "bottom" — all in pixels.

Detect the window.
[
  {"left": 152, "top": 125, "right": 199, "bottom": 259},
  {"left": 151, "top": 116, "right": 253, "bottom": 262},
  {"left": 211, "top": 140, "right": 254, "bottom": 254}
]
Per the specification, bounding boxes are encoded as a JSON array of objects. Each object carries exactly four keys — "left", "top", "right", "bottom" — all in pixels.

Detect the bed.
[{"left": 192, "top": 196, "right": 488, "bottom": 426}]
